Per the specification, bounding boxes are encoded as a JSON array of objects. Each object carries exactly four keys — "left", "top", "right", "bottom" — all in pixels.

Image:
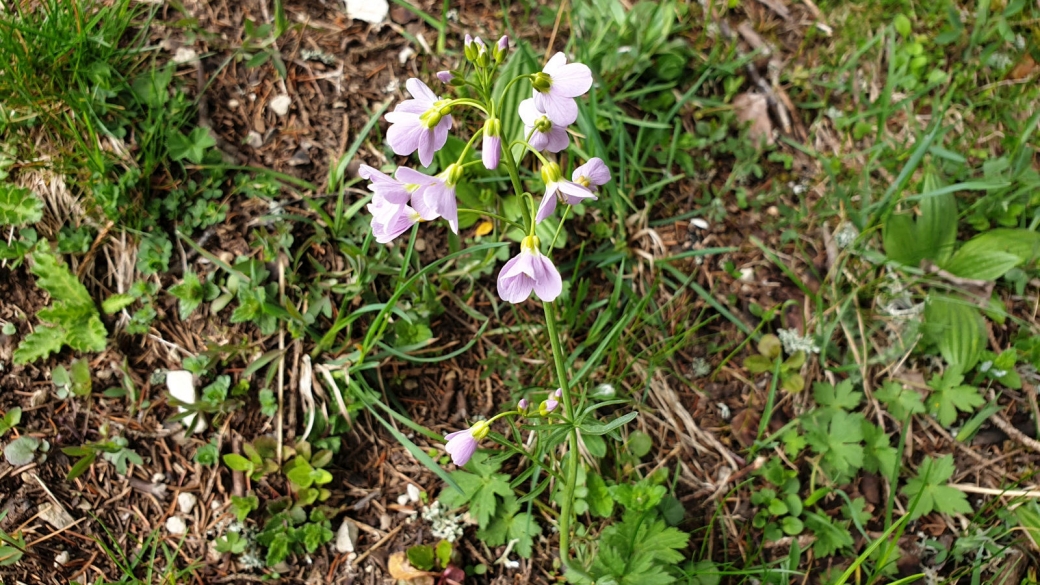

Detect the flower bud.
[
  {"left": 469, "top": 419, "right": 490, "bottom": 440},
  {"left": 554, "top": 388, "right": 562, "bottom": 398},
  {"left": 539, "top": 399, "right": 559, "bottom": 416},
  {"left": 482, "top": 117, "right": 502, "bottom": 170},
  {"left": 474, "top": 36, "right": 489, "bottom": 68},
  {"left": 464, "top": 34, "right": 476, "bottom": 61},
  {"left": 436, "top": 70, "right": 454, "bottom": 83},
  {"left": 518, "top": 398, "right": 529, "bottom": 411},
  {"left": 540, "top": 161, "right": 562, "bottom": 185},
  {"left": 494, "top": 35, "right": 509, "bottom": 63}
]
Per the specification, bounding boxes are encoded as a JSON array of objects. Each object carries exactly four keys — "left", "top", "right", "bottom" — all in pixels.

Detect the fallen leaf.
[
  {"left": 733, "top": 92, "right": 774, "bottom": 147},
  {"left": 1008, "top": 54, "right": 1038, "bottom": 81},
  {"left": 388, "top": 551, "right": 432, "bottom": 581}
]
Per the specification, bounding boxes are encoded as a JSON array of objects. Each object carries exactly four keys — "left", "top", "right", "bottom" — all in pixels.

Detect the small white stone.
[
  {"left": 166, "top": 516, "right": 187, "bottom": 535},
  {"left": 269, "top": 95, "right": 292, "bottom": 117},
  {"left": 55, "top": 550, "right": 70, "bottom": 566},
  {"left": 396, "top": 494, "right": 410, "bottom": 506},
  {"left": 178, "top": 492, "right": 197, "bottom": 514},
  {"left": 345, "top": 0, "right": 388, "bottom": 23},
  {"left": 172, "top": 47, "right": 198, "bottom": 64},
  {"left": 406, "top": 484, "right": 420, "bottom": 503},
  {"left": 335, "top": 518, "right": 359, "bottom": 553},
  {"left": 738, "top": 267, "right": 755, "bottom": 282},
  {"left": 151, "top": 472, "right": 166, "bottom": 483},
  {"left": 166, "top": 370, "right": 206, "bottom": 433},
  {"left": 245, "top": 131, "right": 263, "bottom": 149},
  {"left": 398, "top": 46, "right": 415, "bottom": 65},
  {"left": 228, "top": 99, "right": 240, "bottom": 109}
]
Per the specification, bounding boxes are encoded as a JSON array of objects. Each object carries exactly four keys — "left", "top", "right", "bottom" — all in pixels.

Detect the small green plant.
[
  {"left": 900, "top": 454, "right": 972, "bottom": 520},
  {"left": 743, "top": 333, "right": 806, "bottom": 393},
  {"left": 13, "top": 251, "right": 107, "bottom": 364},
  {"left": 62, "top": 432, "right": 143, "bottom": 480},
  {"left": 0, "top": 511, "right": 26, "bottom": 566}
]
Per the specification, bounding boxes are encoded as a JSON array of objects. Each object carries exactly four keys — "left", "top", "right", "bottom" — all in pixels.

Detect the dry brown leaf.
[
  {"left": 1008, "top": 54, "right": 1038, "bottom": 81},
  {"left": 387, "top": 552, "right": 432, "bottom": 581},
  {"left": 733, "top": 93, "right": 774, "bottom": 147}
]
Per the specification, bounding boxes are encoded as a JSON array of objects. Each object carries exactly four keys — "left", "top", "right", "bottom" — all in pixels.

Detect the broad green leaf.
[
  {"left": 587, "top": 471, "right": 614, "bottom": 518},
  {"left": 901, "top": 454, "right": 972, "bottom": 520},
  {"left": 956, "top": 228, "right": 1040, "bottom": 263},
  {"left": 168, "top": 126, "right": 217, "bottom": 164},
  {"left": 926, "top": 371, "right": 984, "bottom": 426},
  {"left": 882, "top": 174, "right": 957, "bottom": 267},
  {"left": 0, "top": 185, "right": 44, "bottom": 227},
  {"left": 943, "top": 247, "right": 1021, "bottom": 281},
  {"left": 924, "top": 295, "right": 985, "bottom": 372},
  {"left": 4, "top": 436, "right": 39, "bottom": 466},
  {"left": 12, "top": 325, "right": 65, "bottom": 364},
  {"left": 813, "top": 379, "right": 863, "bottom": 411},
  {"left": 875, "top": 380, "right": 925, "bottom": 420},
  {"left": 222, "top": 453, "right": 253, "bottom": 473}
]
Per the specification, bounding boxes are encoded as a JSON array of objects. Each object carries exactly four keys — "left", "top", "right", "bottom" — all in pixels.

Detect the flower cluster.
[
  {"left": 361, "top": 35, "right": 611, "bottom": 308},
  {"left": 444, "top": 391, "right": 562, "bottom": 466}
]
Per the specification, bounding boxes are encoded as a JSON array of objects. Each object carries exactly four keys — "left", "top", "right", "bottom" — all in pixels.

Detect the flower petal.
[
  {"left": 531, "top": 254, "right": 563, "bottom": 302},
  {"left": 536, "top": 184, "right": 559, "bottom": 222},
  {"left": 410, "top": 186, "right": 440, "bottom": 221},
  {"left": 545, "top": 126, "right": 570, "bottom": 153},
  {"left": 497, "top": 259, "right": 536, "bottom": 304},
  {"left": 503, "top": 249, "right": 536, "bottom": 279},
  {"left": 542, "top": 52, "right": 568, "bottom": 76},
  {"left": 444, "top": 432, "right": 477, "bottom": 466},
  {"left": 528, "top": 128, "right": 549, "bottom": 151},
  {"left": 558, "top": 180, "right": 597, "bottom": 205},
  {"left": 394, "top": 166, "right": 433, "bottom": 185},
  {"left": 405, "top": 78, "right": 438, "bottom": 105},
  {"left": 388, "top": 99, "right": 428, "bottom": 116},
  {"left": 417, "top": 129, "right": 435, "bottom": 167},
  {"left": 518, "top": 98, "right": 542, "bottom": 126},
  {"left": 386, "top": 120, "right": 423, "bottom": 156},
  {"left": 573, "top": 157, "right": 612, "bottom": 186},
  {"left": 482, "top": 135, "right": 501, "bottom": 170},
  {"left": 534, "top": 92, "right": 578, "bottom": 126},
  {"left": 549, "top": 63, "right": 593, "bottom": 97}
]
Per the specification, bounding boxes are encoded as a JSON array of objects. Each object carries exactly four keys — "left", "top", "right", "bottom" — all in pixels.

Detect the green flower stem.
[
  {"left": 447, "top": 98, "right": 489, "bottom": 114},
  {"left": 543, "top": 300, "right": 579, "bottom": 570}
]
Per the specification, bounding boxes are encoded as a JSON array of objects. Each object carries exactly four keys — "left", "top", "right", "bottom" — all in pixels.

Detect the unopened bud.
[
  {"left": 494, "top": 35, "right": 509, "bottom": 63},
  {"left": 469, "top": 420, "right": 490, "bottom": 440},
  {"left": 436, "top": 70, "right": 453, "bottom": 83},
  {"left": 540, "top": 162, "right": 562, "bottom": 185},
  {"left": 518, "top": 398, "right": 529, "bottom": 410}
]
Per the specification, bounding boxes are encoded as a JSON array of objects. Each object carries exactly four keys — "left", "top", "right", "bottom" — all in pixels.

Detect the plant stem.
[{"left": 543, "top": 300, "right": 579, "bottom": 570}]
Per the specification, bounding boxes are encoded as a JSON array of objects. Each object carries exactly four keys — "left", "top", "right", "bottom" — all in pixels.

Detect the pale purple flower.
[
  {"left": 482, "top": 118, "right": 502, "bottom": 170},
  {"left": 367, "top": 198, "right": 421, "bottom": 244},
  {"left": 572, "top": 158, "right": 611, "bottom": 193},
  {"left": 497, "top": 235, "right": 562, "bottom": 303},
  {"left": 384, "top": 78, "right": 453, "bottom": 167},
  {"left": 358, "top": 165, "right": 412, "bottom": 205},
  {"left": 554, "top": 388, "right": 562, "bottom": 398},
  {"left": 410, "top": 163, "right": 462, "bottom": 233},
  {"left": 436, "top": 70, "right": 454, "bottom": 83},
  {"left": 519, "top": 99, "right": 569, "bottom": 153},
  {"left": 518, "top": 398, "right": 529, "bottom": 410},
  {"left": 444, "top": 420, "right": 489, "bottom": 466},
  {"left": 536, "top": 162, "right": 596, "bottom": 222},
  {"left": 531, "top": 52, "right": 592, "bottom": 126},
  {"left": 497, "top": 36, "right": 509, "bottom": 51}
]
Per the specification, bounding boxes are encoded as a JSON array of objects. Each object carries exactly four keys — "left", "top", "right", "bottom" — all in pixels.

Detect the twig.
[
  {"left": 350, "top": 524, "right": 403, "bottom": 567},
  {"left": 949, "top": 484, "right": 1040, "bottom": 499},
  {"left": 988, "top": 411, "right": 1040, "bottom": 453}
]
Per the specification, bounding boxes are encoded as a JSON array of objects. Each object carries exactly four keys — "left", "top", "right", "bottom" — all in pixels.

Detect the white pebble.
[
  {"left": 166, "top": 516, "right": 187, "bottom": 535},
  {"left": 345, "top": 0, "right": 388, "bottom": 23},
  {"left": 55, "top": 550, "right": 70, "bottom": 566},
  {"left": 335, "top": 518, "right": 359, "bottom": 553},
  {"left": 396, "top": 494, "right": 410, "bottom": 506},
  {"left": 269, "top": 95, "right": 292, "bottom": 117},
  {"left": 178, "top": 492, "right": 197, "bottom": 514},
  {"left": 406, "top": 484, "right": 420, "bottom": 503}
]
